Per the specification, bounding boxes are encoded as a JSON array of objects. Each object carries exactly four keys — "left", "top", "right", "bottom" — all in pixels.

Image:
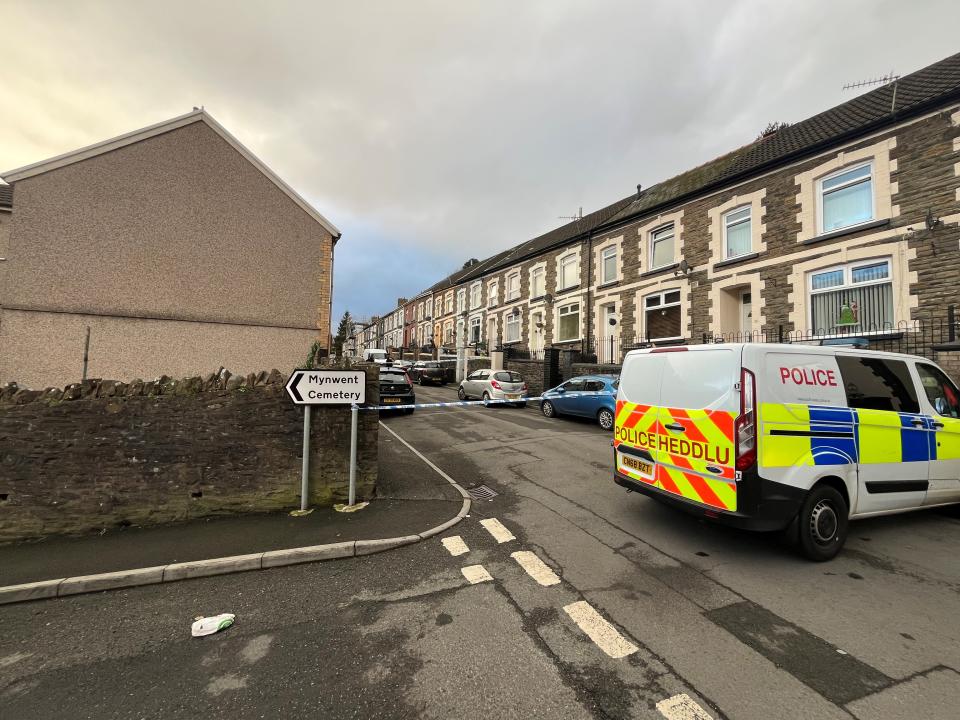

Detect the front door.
[
  {"left": 487, "top": 318, "right": 498, "bottom": 351},
  {"left": 739, "top": 290, "right": 752, "bottom": 338},
  {"left": 602, "top": 304, "right": 617, "bottom": 363}
]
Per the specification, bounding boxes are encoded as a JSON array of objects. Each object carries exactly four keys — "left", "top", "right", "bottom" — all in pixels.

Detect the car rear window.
[
  {"left": 380, "top": 371, "right": 408, "bottom": 383},
  {"left": 423, "top": 362, "right": 440, "bottom": 368},
  {"left": 494, "top": 371, "right": 522, "bottom": 382}
]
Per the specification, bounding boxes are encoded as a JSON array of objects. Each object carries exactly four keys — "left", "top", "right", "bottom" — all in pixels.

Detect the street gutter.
[{"left": 0, "top": 421, "right": 470, "bottom": 606}]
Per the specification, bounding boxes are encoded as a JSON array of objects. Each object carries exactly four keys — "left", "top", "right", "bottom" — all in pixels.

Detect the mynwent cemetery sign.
[{"left": 285, "top": 370, "right": 366, "bottom": 405}]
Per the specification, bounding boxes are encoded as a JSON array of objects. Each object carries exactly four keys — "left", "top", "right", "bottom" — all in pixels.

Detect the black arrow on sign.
[{"left": 287, "top": 370, "right": 305, "bottom": 402}]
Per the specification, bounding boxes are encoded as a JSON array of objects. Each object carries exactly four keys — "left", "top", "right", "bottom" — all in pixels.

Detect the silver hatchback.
[{"left": 458, "top": 369, "right": 527, "bottom": 407}]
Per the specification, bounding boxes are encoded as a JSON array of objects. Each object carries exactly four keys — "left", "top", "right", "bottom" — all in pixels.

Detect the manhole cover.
[{"left": 467, "top": 484, "right": 498, "bottom": 501}]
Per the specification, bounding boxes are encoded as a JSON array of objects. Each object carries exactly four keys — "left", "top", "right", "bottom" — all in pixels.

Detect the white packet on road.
[{"left": 191, "top": 613, "right": 236, "bottom": 637}]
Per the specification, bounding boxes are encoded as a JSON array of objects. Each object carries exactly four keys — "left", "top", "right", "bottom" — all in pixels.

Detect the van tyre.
[
  {"left": 797, "top": 485, "right": 848, "bottom": 562},
  {"left": 597, "top": 408, "right": 615, "bottom": 431},
  {"left": 542, "top": 400, "right": 555, "bottom": 418}
]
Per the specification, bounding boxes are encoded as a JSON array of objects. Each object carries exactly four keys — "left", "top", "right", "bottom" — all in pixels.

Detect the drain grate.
[{"left": 467, "top": 484, "right": 498, "bottom": 501}]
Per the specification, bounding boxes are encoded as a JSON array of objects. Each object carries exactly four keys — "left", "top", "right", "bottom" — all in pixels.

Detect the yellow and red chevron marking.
[
  {"left": 657, "top": 455, "right": 737, "bottom": 511},
  {"left": 660, "top": 407, "right": 736, "bottom": 481}
]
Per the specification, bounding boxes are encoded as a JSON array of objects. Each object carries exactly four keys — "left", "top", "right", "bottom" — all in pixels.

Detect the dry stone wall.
[{"left": 0, "top": 366, "right": 378, "bottom": 542}]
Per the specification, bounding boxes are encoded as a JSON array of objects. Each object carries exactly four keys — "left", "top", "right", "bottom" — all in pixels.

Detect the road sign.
[{"left": 285, "top": 370, "right": 366, "bottom": 405}]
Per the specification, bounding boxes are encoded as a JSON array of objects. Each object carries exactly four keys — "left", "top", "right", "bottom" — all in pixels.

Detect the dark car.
[
  {"left": 379, "top": 367, "right": 416, "bottom": 414},
  {"left": 409, "top": 361, "right": 447, "bottom": 386}
]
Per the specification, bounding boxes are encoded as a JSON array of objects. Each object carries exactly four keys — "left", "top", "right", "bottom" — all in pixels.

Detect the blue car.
[{"left": 540, "top": 375, "right": 619, "bottom": 430}]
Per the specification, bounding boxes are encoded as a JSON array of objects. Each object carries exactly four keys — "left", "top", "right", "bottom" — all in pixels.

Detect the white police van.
[{"left": 614, "top": 343, "right": 960, "bottom": 560}]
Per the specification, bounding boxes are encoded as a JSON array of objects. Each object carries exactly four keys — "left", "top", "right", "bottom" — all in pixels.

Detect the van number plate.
[{"left": 621, "top": 455, "right": 653, "bottom": 476}]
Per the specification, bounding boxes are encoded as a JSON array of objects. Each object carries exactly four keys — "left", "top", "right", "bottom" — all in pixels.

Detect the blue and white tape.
[{"left": 357, "top": 393, "right": 597, "bottom": 412}]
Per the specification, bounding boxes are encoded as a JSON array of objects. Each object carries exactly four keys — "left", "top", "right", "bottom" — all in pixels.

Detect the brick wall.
[{"left": 0, "top": 366, "right": 378, "bottom": 542}]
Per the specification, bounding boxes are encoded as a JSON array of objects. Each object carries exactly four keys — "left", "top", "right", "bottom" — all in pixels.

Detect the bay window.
[
  {"left": 808, "top": 258, "right": 893, "bottom": 333},
  {"left": 818, "top": 162, "right": 874, "bottom": 233}
]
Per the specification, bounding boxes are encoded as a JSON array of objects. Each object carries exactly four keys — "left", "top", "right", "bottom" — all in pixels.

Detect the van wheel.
[
  {"left": 597, "top": 408, "right": 615, "bottom": 431},
  {"left": 541, "top": 400, "right": 555, "bottom": 418},
  {"left": 797, "top": 485, "right": 848, "bottom": 562}
]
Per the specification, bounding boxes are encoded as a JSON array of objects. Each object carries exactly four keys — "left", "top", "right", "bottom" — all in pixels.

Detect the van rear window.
[
  {"left": 659, "top": 349, "right": 737, "bottom": 410},
  {"left": 836, "top": 356, "right": 919, "bottom": 413}
]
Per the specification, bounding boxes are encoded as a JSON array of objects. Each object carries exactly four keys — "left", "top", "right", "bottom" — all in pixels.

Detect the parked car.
[
  {"left": 458, "top": 369, "right": 527, "bottom": 408},
  {"left": 391, "top": 359, "right": 414, "bottom": 370},
  {"left": 409, "top": 361, "right": 447, "bottom": 385},
  {"left": 541, "top": 375, "right": 618, "bottom": 430},
  {"left": 363, "top": 348, "right": 390, "bottom": 364},
  {"left": 379, "top": 366, "right": 415, "bottom": 414}
]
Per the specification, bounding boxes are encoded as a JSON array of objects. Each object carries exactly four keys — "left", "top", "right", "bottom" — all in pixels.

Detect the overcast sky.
[{"left": 3, "top": 1, "right": 958, "bottom": 323}]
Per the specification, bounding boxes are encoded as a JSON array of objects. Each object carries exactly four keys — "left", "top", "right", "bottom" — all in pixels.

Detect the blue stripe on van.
[
  {"left": 809, "top": 405, "right": 857, "bottom": 465},
  {"left": 898, "top": 414, "right": 932, "bottom": 463}
]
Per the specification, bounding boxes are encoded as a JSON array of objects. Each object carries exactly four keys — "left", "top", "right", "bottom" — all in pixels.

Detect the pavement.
[
  {"left": 0, "top": 426, "right": 463, "bottom": 586},
  {"left": 2, "top": 382, "right": 959, "bottom": 719}
]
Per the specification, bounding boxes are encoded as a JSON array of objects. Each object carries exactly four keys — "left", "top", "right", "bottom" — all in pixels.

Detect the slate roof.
[
  {"left": 0, "top": 183, "right": 11, "bottom": 208},
  {"left": 605, "top": 50, "right": 960, "bottom": 227}
]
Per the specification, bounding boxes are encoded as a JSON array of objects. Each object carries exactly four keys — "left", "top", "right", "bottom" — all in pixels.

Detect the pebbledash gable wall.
[
  {"left": 0, "top": 366, "right": 377, "bottom": 542},
  {"left": 0, "top": 119, "right": 335, "bottom": 389}
]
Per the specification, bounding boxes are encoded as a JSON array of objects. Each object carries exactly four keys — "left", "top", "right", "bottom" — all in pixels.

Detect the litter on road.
[{"left": 191, "top": 613, "right": 236, "bottom": 637}]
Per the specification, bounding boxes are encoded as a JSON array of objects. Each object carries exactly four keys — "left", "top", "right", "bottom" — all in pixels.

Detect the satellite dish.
[
  {"left": 544, "top": 293, "right": 554, "bottom": 304},
  {"left": 674, "top": 258, "right": 691, "bottom": 277},
  {"left": 511, "top": 307, "right": 521, "bottom": 317}
]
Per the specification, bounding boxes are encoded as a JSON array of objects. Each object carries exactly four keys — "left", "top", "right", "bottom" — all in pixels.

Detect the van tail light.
[
  {"left": 734, "top": 367, "right": 757, "bottom": 471},
  {"left": 490, "top": 379, "right": 502, "bottom": 390}
]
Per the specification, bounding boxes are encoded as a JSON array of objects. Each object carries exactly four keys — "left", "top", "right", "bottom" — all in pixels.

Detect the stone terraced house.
[
  {"left": 0, "top": 109, "right": 340, "bottom": 388},
  {"left": 378, "top": 51, "right": 960, "bottom": 373}
]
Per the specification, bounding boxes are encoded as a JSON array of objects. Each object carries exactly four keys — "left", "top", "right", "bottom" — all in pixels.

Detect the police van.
[{"left": 613, "top": 343, "right": 960, "bottom": 560}]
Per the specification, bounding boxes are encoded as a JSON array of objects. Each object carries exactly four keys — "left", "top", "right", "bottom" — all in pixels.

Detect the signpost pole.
[
  {"left": 349, "top": 404, "right": 359, "bottom": 506},
  {"left": 300, "top": 405, "right": 311, "bottom": 511}
]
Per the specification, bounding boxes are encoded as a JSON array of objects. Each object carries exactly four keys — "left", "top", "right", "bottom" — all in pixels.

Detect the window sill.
[
  {"left": 597, "top": 280, "right": 620, "bottom": 290},
  {"left": 803, "top": 219, "right": 890, "bottom": 245},
  {"left": 639, "top": 263, "right": 679, "bottom": 278},
  {"left": 529, "top": 294, "right": 547, "bottom": 303},
  {"left": 553, "top": 338, "right": 583, "bottom": 345},
  {"left": 502, "top": 341, "right": 522, "bottom": 347},
  {"left": 556, "top": 284, "right": 581, "bottom": 294},
  {"left": 712, "top": 252, "right": 760, "bottom": 271}
]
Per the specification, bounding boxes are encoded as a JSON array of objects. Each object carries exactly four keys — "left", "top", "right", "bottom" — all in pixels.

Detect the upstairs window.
[
  {"left": 809, "top": 258, "right": 893, "bottom": 333},
  {"left": 723, "top": 206, "right": 752, "bottom": 259},
  {"left": 488, "top": 280, "right": 499, "bottom": 307},
  {"left": 819, "top": 162, "right": 873, "bottom": 234},
  {"left": 601, "top": 246, "right": 617, "bottom": 284},
  {"left": 456, "top": 289, "right": 466, "bottom": 313},
  {"left": 445, "top": 293, "right": 454, "bottom": 314},
  {"left": 506, "top": 272, "right": 520, "bottom": 301},
  {"left": 530, "top": 267, "right": 545, "bottom": 298},
  {"left": 650, "top": 224, "right": 675, "bottom": 269},
  {"left": 470, "top": 283, "right": 481, "bottom": 309},
  {"left": 559, "top": 254, "right": 579, "bottom": 290}
]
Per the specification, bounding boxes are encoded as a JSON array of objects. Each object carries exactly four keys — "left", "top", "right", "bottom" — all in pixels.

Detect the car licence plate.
[
  {"left": 621, "top": 454, "right": 653, "bottom": 476},
  {"left": 383, "top": 397, "right": 402, "bottom": 404},
  {"left": 506, "top": 393, "right": 520, "bottom": 400}
]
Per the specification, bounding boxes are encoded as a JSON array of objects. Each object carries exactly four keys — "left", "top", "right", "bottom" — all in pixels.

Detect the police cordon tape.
[{"left": 356, "top": 393, "right": 597, "bottom": 412}]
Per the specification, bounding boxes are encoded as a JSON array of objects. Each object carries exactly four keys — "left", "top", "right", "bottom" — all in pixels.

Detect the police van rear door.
[
  {"left": 655, "top": 347, "right": 740, "bottom": 512},
  {"left": 615, "top": 351, "right": 665, "bottom": 487}
]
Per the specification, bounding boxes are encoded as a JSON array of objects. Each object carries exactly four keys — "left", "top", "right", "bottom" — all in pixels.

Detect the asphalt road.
[{"left": 2, "top": 383, "right": 959, "bottom": 719}]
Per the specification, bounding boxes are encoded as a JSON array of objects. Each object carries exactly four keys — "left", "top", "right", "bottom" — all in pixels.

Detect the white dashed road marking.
[
  {"left": 480, "top": 518, "right": 516, "bottom": 544},
  {"left": 563, "top": 601, "right": 638, "bottom": 659},
  {"left": 461, "top": 564, "right": 493, "bottom": 584},
  {"left": 441, "top": 536, "right": 470, "bottom": 556},
  {"left": 511, "top": 551, "right": 560, "bottom": 586},
  {"left": 655, "top": 693, "right": 714, "bottom": 720}
]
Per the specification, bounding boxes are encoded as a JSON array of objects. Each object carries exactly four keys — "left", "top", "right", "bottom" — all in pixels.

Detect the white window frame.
[
  {"left": 600, "top": 245, "right": 618, "bottom": 284},
  {"left": 556, "top": 302, "right": 581, "bottom": 342},
  {"left": 649, "top": 224, "right": 675, "bottom": 270},
  {"left": 722, "top": 206, "right": 752, "bottom": 259},
  {"left": 506, "top": 272, "right": 521, "bottom": 301},
  {"left": 456, "top": 288, "right": 466, "bottom": 314},
  {"left": 806, "top": 257, "right": 893, "bottom": 332},
  {"left": 558, "top": 254, "right": 579, "bottom": 290},
  {"left": 469, "top": 316, "right": 482, "bottom": 344},
  {"left": 816, "top": 161, "right": 875, "bottom": 235},
  {"left": 488, "top": 280, "right": 499, "bottom": 308},
  {"left": 417, "top": 303, "right": 423, "bottom": 321},
  {"left": 530, "top": 266, "right": 546, "bottom": 298},
  {"left": 470, "top": 282, "right": 482, "bottom": 310},
  {"left": 643, "top": 289, "right": 683, "bottom": 342},
  {"left": 505, "top": 313, "right": 522, "bottom": 343}
]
